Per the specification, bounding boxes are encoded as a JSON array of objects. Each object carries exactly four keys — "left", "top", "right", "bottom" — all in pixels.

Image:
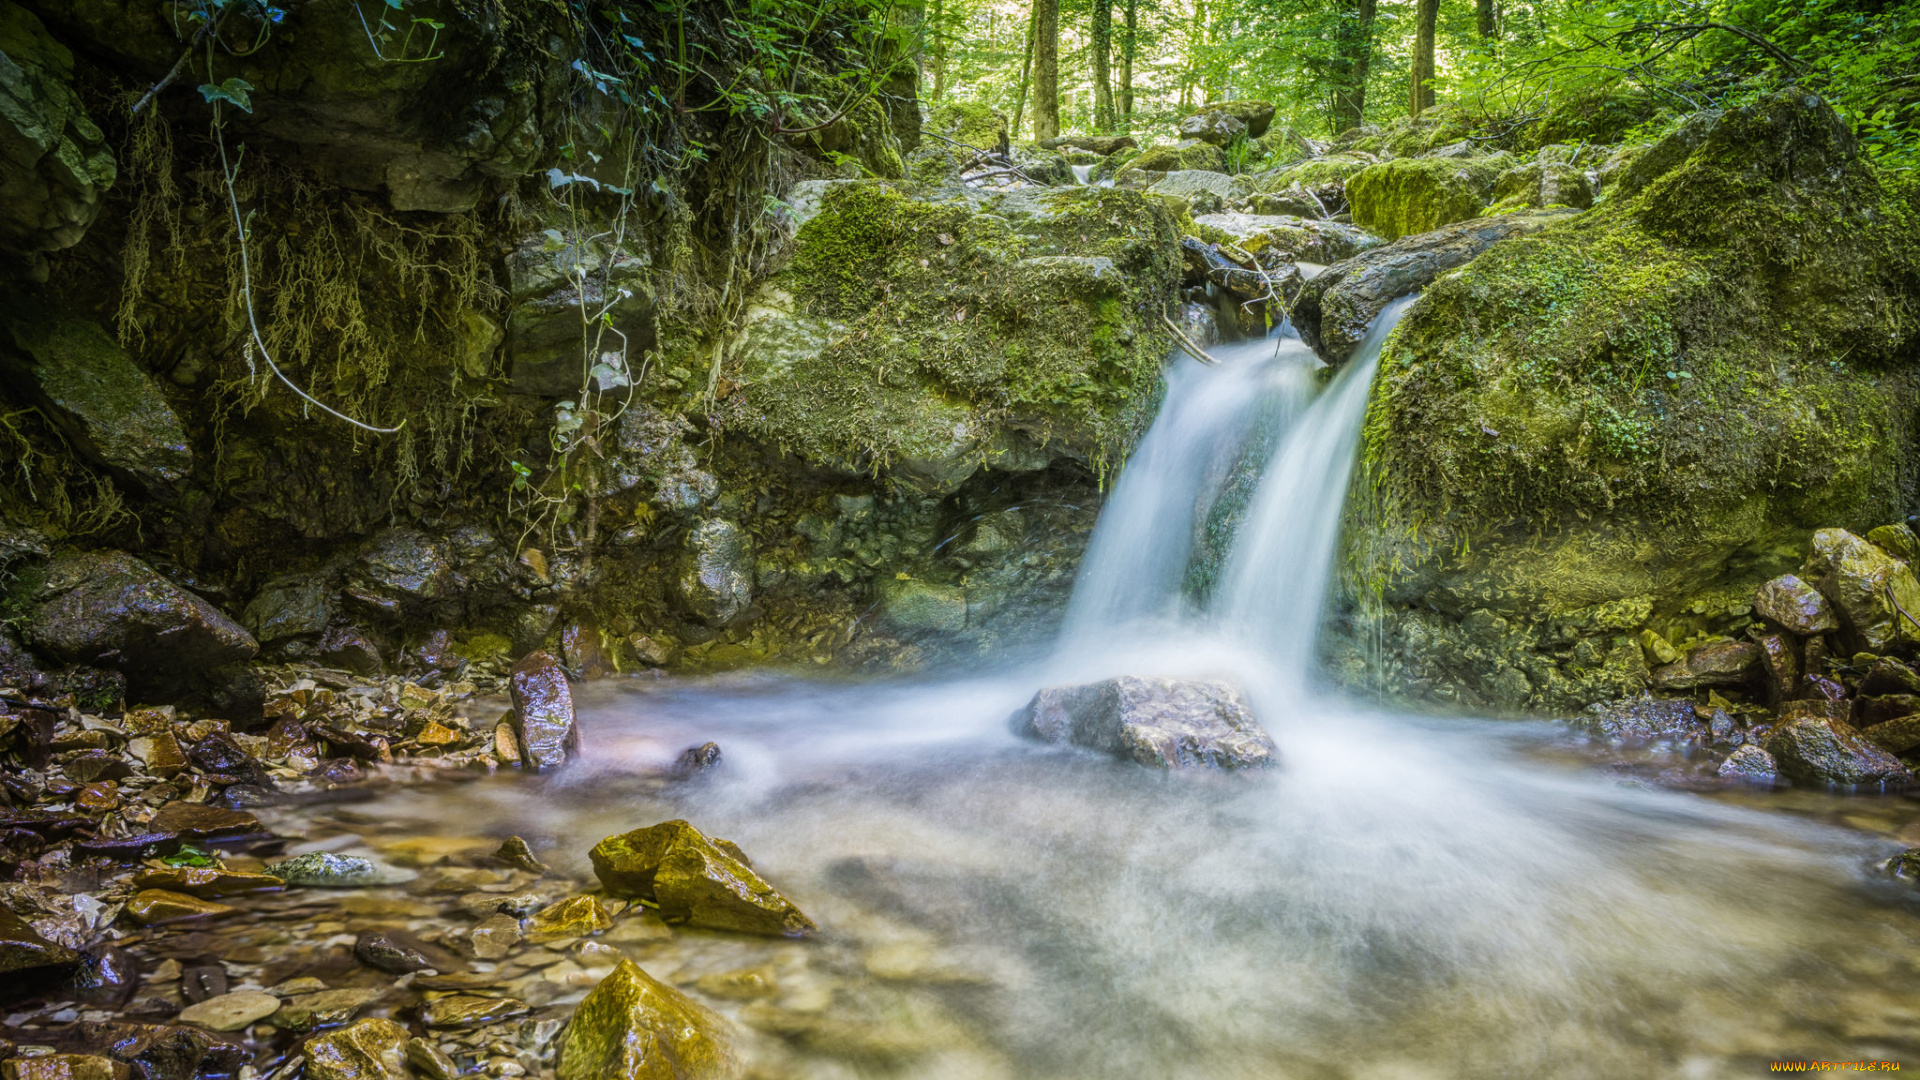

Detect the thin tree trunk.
[
  {"left": 1476, "top": 0, "right": 1496, "bottom": 40},
  {"left": 1034, "top": 0, "right": 1060, "bottom": 140},
  {"left": 1186, "top": 0, "right": 1206, "bottom": 111},
  {"left": 1092, "top": 0, "right": 1114, "bottom": 131},
  {"left": 1329, "top": 0, "right": 1376, "bottom": 133},
  {"left": 1120, "top": 0, "right": 1137, "bottom": 124},
  {"left": 1410, "top": 0, "right": 1438, "bottom": 116},
  {"left": 1012, "top": 2, "right": 1037, "bottom": 139},
  {"left": 930, "top": 0, "right": 946, "bottom": 101}
]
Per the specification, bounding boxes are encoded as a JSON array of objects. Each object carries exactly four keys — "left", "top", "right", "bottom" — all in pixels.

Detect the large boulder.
[
  {"left": 1012, "top": 676, "right": 1276, "bottom": 769},
  {"left": 1751, "top": 573, "right": 1840, "bottom": 634},
  {"left": 1208, "top": 100, "right": 1277, "bottom": 138},
  {"left": 1798, "top": 528, "right": 1920, "bottom": 653},
  {"left": 508, "top": 650, "right": 577, "bottom": 770},
  {"left": 1146, "top": 169, "right": 1246, "bottom": 215},
  {"left": 1486, "top": 161, "right": 1594, "bottom": 214},
  {"left": 677, "top": 519, "right": 753, "bottom": 627},
  {"left": 1765, "top": 717, "right": 1910, "bottom": 787},
  {"left": 716, "top": 183, "right": 1182, "bottom": 488},
  {"left": 343, "top": 528, "right": 456, "bottom": 619},
  {"left": 0, "top": 315, "right": 190, "bottom": 497},
  {"left": 18, "top": 551, "right": 256, "bottom": 702},
  {"left": 1333, "top": 90, "right": 1920, "bottom": 713},
  {"left": 1292, "top": 210, "right": 1571, "bottom": 363},
  {"left": 1178, "top": 111, "right": 1247, "bottom": 147},
  {"left": 1190, "top": 213, "right": 1383, "bottom": 266},
  {"left": 1345, "top": 156, "right": 1508, "bottom": 240},
  {"left": 590, "top": 820, "right": 816, "bottom": 937},
  {"left": 1114, "top": 143, "right": 1227, "bottom": 181},
  {"left": 556, "top": 959, "right": 736, "bottom": 1080},
  {"left": 0, "top": 3, "right": 115, "bottom": 278}
]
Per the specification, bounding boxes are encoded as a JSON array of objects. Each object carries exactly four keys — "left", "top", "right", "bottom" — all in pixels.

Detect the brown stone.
[
  {"left": 132, "top": 867, "right": 286, "bottom": 898},
  {"left": 147, "top": 802, "right": 263, "bottom": 840},
  {"left": 62, "top": 750, "right": 133, "bottom": 784},
  {"left": 413, "top": 720, "right": 461, "bottom": 747},
  {"left": 1649, "top": 640, "right": 1763, "bottom": 690},
  {"left": 1748, "top": 631, "right": 1799, "bottom": 705},
  {"left": 508, "top": 651, "right": 577, "bottom": 770},
  {"left": 302, "top": 1017, "right": 410, "bottom": 1080},
  {"left": 421, "top": 994, "right": 530, "bottom": 1029},
  {"left": 591, "top": 820, "right": 816, "bottom": 937},
  {"left": 1752, "top": 573, "right": 1841, "bottom": 635},
  {"left": 1862, "top": 658, "right": 1920, "bottom": 697},
  {"left": 1780, "top": 699, "right": 1852, "bottom": 724},
  {"left": 125, "top": 889, "right": 234, "bottom": 925},
  {"left": 1864, "top": 715, "right": 1920, "bottom": 755},
  {"left": 1, "top": 1054, "right": 129, "bottom": 1080},
  {"left": 75, "top": 782, "right": 120, "bottom": 812},
  {"left": 126, "top": 731, "right": 188, "bottom": 777},
  {"left": 1856, "top": 695, "right": 1920, "bottom": 727}
]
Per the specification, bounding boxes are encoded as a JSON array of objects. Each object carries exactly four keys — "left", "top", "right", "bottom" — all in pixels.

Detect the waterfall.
[
  {"left": 1058, "top": 296, "right": 1414, "bottom": 676},
  {"left": 1070, "top": 163, "right": 1096, "bottom": 185}
]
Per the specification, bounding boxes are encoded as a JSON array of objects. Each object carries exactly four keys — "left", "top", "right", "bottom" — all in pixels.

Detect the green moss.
[
  {"left": 1114, "top": 143, "right": 1226, "bottom": 180},
  {"left": 927, "top": 100, "right": 1009, "bottom": 161},
  {"left": 1346, "top": 157, "right": 1505, "bottom": 240}
]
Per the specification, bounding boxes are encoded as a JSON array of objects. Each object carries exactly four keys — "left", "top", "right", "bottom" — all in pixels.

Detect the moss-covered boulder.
[
  {"left": 1114, "top": 142, "right": 1227, "bottom": 181},
  {"left": 557, "top": 959, "right": 736, "bottom": 1080},
  {"left": 1486, "top": 162, "right": 1594, "bottom": 214},
  {"left": 1345, "top": 156, "right": 1507, "bottom": 240},
  {"left": 1337, "top": 90, "right": 1920, "bottom": 713},
  {"left": 718, "top": 183, "right": 1182, "bottom": 492},
  {"left": 590, "top": 820, "right": 816, "bottom": 937},
  {"left": 1146, "top": 170, "right": 1246, "bottom": 215},
  {"left": 926, "top": 100, "right": 1008, "bottom": 159},
  {"left": 1188, "top": 213, "right": 1381, "bottom": 266}
]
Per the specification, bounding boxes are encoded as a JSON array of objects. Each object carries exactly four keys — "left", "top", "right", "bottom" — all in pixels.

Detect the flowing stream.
[{"left": 317, "top": 303, "right": 1920, "bottom": 1077}]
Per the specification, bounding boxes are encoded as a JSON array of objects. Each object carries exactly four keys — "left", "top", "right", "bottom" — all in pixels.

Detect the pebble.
[
  {"left": 421, "top": 995, "right": 530, "bottom": 1029},
  {"left": 264, "top": 852, "right": 417, "bottom": 887},
  {"left": 406, "top": 1037, "right": 461, "bottom": 1080},
  {"left": 176, "top": 989, "right": 281, "bottom": 1032},
  {"left": 523, "top": 896, "right": 610, "bottom": 943},
  {"left": 469, "top": 913, "right": 521, "bottom": 960},
  {"left": 125, "top": 889, "right": 235, "bottom": 925},
  {"left": 354, "top": 932, "right": 431, "bottom": 974}
]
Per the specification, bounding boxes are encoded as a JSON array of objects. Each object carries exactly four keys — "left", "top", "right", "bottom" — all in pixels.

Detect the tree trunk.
[
  {"left": 1012, "top": 2, "right": 1038, "bottom": 139},
  {"left": 1410, "top": 0, "right": 1438, "bottom": 116},
  {"left": 930, "top": 0, "right": 946, "bottom": 101},
  {"left": 1329, "top": 0, "right": 1376, "bottom": 134},
  {"left": 1034, "top": 0, "right": 1060, "bottom": 140},
  {"left": 1092, "top": 0, "right": 1114, "bottom": 131},
  {"left": 1477, "top": 0, "right": 1496, "bottom": 40},
  {"left": 1120, "top": 0, "right": 1137, "bottom": 124},
  {"left": 1185, "top": 0, "right": 1206, "bottom": 112}
]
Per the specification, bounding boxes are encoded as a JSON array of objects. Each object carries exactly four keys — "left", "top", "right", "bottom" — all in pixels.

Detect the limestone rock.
[
  {"left": 1039, "top": 134, "right": 1138, "bottom": 156},
  {"left": 1752, "top": 574, "right": 1840, "bottom": 635},
  {"left": 523, "top": 895, "right": 611, "bottom": 943},
  {"left": 1717, "top": 744, "right": 1777, "bottom": 782},
  {"left": 468, "top": 912, "right": 520, "bottom": 959},
  {"left": 175, "top": 990, "right": 279, "bottom": 1032},
  {"left": 1114, "top": 142, "right": 1227, "bottom": 180},
  {"left": 21, "top": 551, "right": 256, "bottom": 702},
  {"left": 1800, "top": 528, "right": 1920, "bottom": 653},
  {"left": 1190, "top": 213, "right": 1382, "bottom": 265},
  {"left": 1292, "top": 210, "right": 1573, "bottom": 363},
  {"left": 555, "top": 958, "right": 737, "bottom": 1080},
  {"left": 1486, "top": 161, "right": 1594, "bottom": 213},
  {"left": 1, "top": 1055, "right": 127, "bottom": 1080},
  {"left": 1344, "top": 156, "right": 1507, "bottom": 240},
  {"left": 508, "top": 650, "right": 577, "bottom": 770},
  {"left": 504, "top": 230, "right": 655, "bottom": 397},
  {"left": 880, "top": 580, "right": 967, "bottom": 634},
  {"left": 676, "top": 520, "right": 753, "bottom": 628},
  {"left": 1765, "top": 717, "right": 1911, "bottom": 787},
  {"left": 590, "top": 821, "right": 816, "bottom": 937},
  {"left": 264, "top": 852, "right": 416, "bottom": 888},
  {"left": 1012, "top": 676, "right": 1277, "bottom": 769},
  {"left": 1208, "top": 100, "right": 1277, "bottom": 138},
  {"left": 421, "top": 995, "right": 528, "bottom": 1029},
  {"left": 1146, "top": 169, "right": 1245, "bottom": 215},
  {"left": 0, "top": 4, "right": 115, "bottom": 277},
  {"left": 1179, "top": 111, "right": 1248, "bottom": 146},
  {"left": 1575, "top": 696, "right": 1698, "bottom": 742},
  {"left": 0, "top": 903, "right": 76, "bottom": 973},
  {"left": 344, "top": 529, "right": 455, "bottom": 618},
  {"left": 1868, "top": 522, "right": 1920, "bottom": 562},
  {"left": 302, "top": 1017, "right": 411, "bottom": 1080},
  {"left": 0, "top": 316, "right": 189, "bottom": 497},
  {"left": 1649, "top": 640, "right": 1762, "bottom": 690}
]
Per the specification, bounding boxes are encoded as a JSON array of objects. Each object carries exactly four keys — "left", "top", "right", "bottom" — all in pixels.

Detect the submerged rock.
[
  {"left": 1012, "top": 676, "right": 1277, "bottom": 769},
  {"left": 1800, "top": 528, "right": 1920, "bottom": 653},
  {"left": 125, "top": 890, "right": 233, "bottom": 926},
  {"left": 590, "top": 820, "right": 816, "bottom": 937},
  {"left": 302, "top": 1017, "right": 411, "bottom": 1080},
  {"left": 0, "top": 903, "right": 76, "bottom": 973},
  {"left": 175, "top": 990, "right": 279, "bottom": 1033},
  {"left": 555, "top": 958, "right": 736, "bottom": 1080},
  {"left": 264, "top": 852, "right": 416, "bottom": 888},
  {"left": 508, "top": 650, "right": 577, "bottom": 770},
  {"left": 1765, "top": 718, "right": 1911, "bottom": 787},
  {"left": 1717, "top": 744, "right": 1778, "bottom": 782},
  {"left": 1575, "top": 696, "right": 1698, "bottom": 742}
]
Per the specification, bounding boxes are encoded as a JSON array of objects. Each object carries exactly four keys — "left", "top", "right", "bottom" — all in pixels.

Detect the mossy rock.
[
  {"left": 1341, "top": 90, "right": 1920, "bottom": 713},
  {"left": 556, "top": 959, "right": 737, "bottom": 1080},
  {"left": 1486, "top": 161, "right": 1594, "bottom": 215},
  {"left": 1251, "top": 154, "right": 1374, "bottom": 194},
  {"left": 1345, "top": 156, "right": 1507, "bottom": 240},
  {"left": 717, "top": 182, "right": 1183, "bottom": 491},
  {"left": 1114, "top": 142, "right": 1227, "bottom": 181},
  {"left": 927, "top": 100, "right": 1009, "bottom": 161}
]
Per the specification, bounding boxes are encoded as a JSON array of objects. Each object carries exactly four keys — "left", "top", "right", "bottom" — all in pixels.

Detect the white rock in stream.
[{"left": 1012, "top": 675, "right": 1276, "bottom": 770}]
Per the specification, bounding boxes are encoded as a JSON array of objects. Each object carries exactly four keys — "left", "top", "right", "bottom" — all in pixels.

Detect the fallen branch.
[
  {"left": 132, "top": 4, "right": 235, "bottom": 115},
  {"left": 1161, "top": 310, "right": 1221, "bottom": 366}
]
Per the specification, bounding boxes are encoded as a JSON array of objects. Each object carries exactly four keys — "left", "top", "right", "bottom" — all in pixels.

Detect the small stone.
[
  {"left": 147, "top": 803, "right": 264, "bottom": 840},
  {"left": 420, "top": 995, "right": 529, "bottom": 1029},
  {"left": 508, "top": 652, "right": 578, "bottom": 770},
  {"left": 0, "top": 906, "right": 77, "bottom": 973},
  {"left": 493, "top": 724, "right": 519, "bottom": 764},
  {"left": 0, "top": 1054, "right": 129, "bottom": 1080},
  {"left": 75, "top": 782, "right": 120, "bottom": 812},
  {"left": 1718, "top": 744, "right": 1778, "bottom": 782},
  {"left": 1885, "top": 848, "right": 1920, "bottom": 885},
  {"left": 554, "top": 959, "right": 732, "bottom": 1080},
  {"left": 125, "top": 732, "right": 188, "bottom": 777},
  {"left": 1639, "top": 629, "right": 1679, "bottom": 665},
  {"left": 1864, "top": 715, "right": 1920, "bottom": 755},
  {"left": 590, "top": 821, "right": 815, "bottom": 937},
  {"left": 125, "top": 890, "right": 234, "bottom": 926},
  {"left": 1752, "top": 573, "right": 1841, "bottom": 635},
  {"left": 524, "top": 895, "right": 612, "bottom": 943},
  {"left": 303, "top": 1017, "right": 410, "bottom": 1080},
  {"left": 406, "top": 1038, "right": 460, "bottom": 1080},
  {"left": 414, "top": 721, "right": 461, "bottom": 747},
  {"left": 468, "top": 912, "right": 522, "bottom": 960},
  {"left": 1766, "top": 718, "right": 1911, "bottom": 787},
  {"left": 62, "top": 751, "right": 133, "bottom": 784},
  {"left": 276, "top": 988, "right": 382, "bottom": 1031},
  {"left": 1648, "top": 641, "right": 1762, "bottom": 691},
  {"left": 489, "top": 836, "right": 547, "bottom": 874},
  {"left": 264, "top": 852, "right": 416, "bottom": 888},
  {"left": 131, "top": 867, "right": 284, "bottom": 898},
  {"left": 354, "top": 932, "right": 431, "bottom": 974},
  {"left": 176, "top": 989, "right": 280, "bottom": 1032},
  {"left": 693, "top": 965, "right": 778, "bottom": 1000}
]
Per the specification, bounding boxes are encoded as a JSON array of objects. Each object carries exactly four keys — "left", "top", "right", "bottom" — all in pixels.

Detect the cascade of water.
[
  {"left": 1055, "top": 329, "right": 1322, "bottom": 654},
  {"left": 1070, "top": 163, "right": 1096, "bottom": 185},
  {"left": 1214, "top": 295, "right": 1415, "bottom": 681}
]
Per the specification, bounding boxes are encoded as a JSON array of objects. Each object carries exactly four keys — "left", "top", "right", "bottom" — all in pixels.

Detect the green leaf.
[{"left": 197, "top": 77, "right": 255, "bottom": 113}]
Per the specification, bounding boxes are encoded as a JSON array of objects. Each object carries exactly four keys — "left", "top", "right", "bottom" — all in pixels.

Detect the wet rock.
[
  {"left": 1861, "top": 657, "right": 1920, "bottom": 697},
  {"left": 317, "top": 626, "right": 386, "bottom": 676},
  {"left": 1863, "top": 715, "right": 1920, "bottom": 755},
  {"left": 1, "top": 1055, "right": 127, "bottom": 1080},
  {"left": 1146, "top": 170, "right": 1244, "bottom": 215},
  {"left": 147, "top": 802, "right": 263, "bottom": 840},
  {"left": 1292, "top": 210, "right": 1573, "bottom": 363},
  {"left": 1717, "top": 744, "right": 1778, "bottom": 782},
  {"left": 0, "top": 904, "right": 76, "bottom": 973},
  {"left": 1868, "top": 523, "right": 1920, "bottom": 563},
  {"left": 1781, "top": 698, "right": 1851, "bottom": 724},
  {"left": 591, "top": 820, "right": 816, "bottom": 937},
  {"left": 125, "top": 731, "right": 187, "bottom": 778},
  {"left": 524, "top": 895, "right": 612, "bottom": 943},
  {"left": 277, "top": 988, "right": 381, "bottom": 1032},
  {"left": 130, "top": 866, "right": 283, "bottom": 900},
  {"left": 125, "top": 890, "right": 233, "bottom": 926},
  {"left": 1752, "top": 574, "right": 1840, "bottom": 635},
  {"left": 1765, "top": 718, "right": 1911, "bottom": 787},
  {"left": 1649, "top": 640, "right": 1762, "bottom": 690},
  {"left": 489, "top": 836, "right": 547, "bottom": 874},
  {"left": 1748, "top": 630, "right": 1799, "bottom": 705},
  {"left": 264, "top": 852, "right": 417, "bottom": 888},
  {"left": 1855, "top": 695, "right": 1920, "bottom": 727},
  {"left": 677, "top": 520, "right": 754, "bottom": 627},
  {"left": 19, "top": 552, "right": 256, "bottom": 702},
  {"left": 555, "top": 958, "right": 734, "bottom": 1080},
  {"left": 602, "top": 405, "right": 718, "bottom": 512},
  {"left": 1190, "top": 212, "right": 1381, "bottom": 265},
  {"left": 406, "top": 1038, "right": 460, "bottom": 1080},
  {"left": 504, "top": 231, "right": 656, "bottom": 397},
  {"left": 185, "top": 730, "right": 274, "bottom": 786},
  {"left": 302, "top": 1017, "right": 411, "bottom": 1080},
  {"left": 508, "top": 651, "right": 577, "bottom": 770},
  {"left": 468, "top": 912, "right": 521, "bottom": 960},
  {"left": 66, "top": 1021, "right": 244, "bottom": 1080},
  {"left": 74, "top": 781, "right": 119, "bottom": 812},
  {"left": 181, "top": 965, "right": 227, "bottom": 1003},
  {"left": 1885, "top": 849, "right": 1920, "bottom": 885},
  {"left": 421, "top": 994, "right": 529, "bottom": 1029},
  {"left": 62, "top": 750, "right": 131, "bottom": 783},
  {"left": 880, "top": 580, "right": 966, "bottom": 634},
  {"left": 345, "top": 529, "right": 456, "bottom": 618},
  {"left": 175, "top": 990, "right": 278, "bottom": 1032},
  {"left": 1800, "top": 528, "right": 1920, "bottom": 653},
  {"left": 354, "top": 932, "right": 431, "bottom": 974},
  {"left": 674, "top": 743, "right": 723, "bottom": 777},
  {"left": 1012, "top": 676, "right": 1277, "bottom": 770},
  {"left": 0, "top": 0, "right": 115, "bottom": 276},
  {"left": 241, "top": 576, "right": 336, "bottom": 646},
  {"left": 1, "top": 316, "right": 187, "bottom": 497},
  {"left": 1179, "top": 111, "right": 1247, "bottom": 146}
]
